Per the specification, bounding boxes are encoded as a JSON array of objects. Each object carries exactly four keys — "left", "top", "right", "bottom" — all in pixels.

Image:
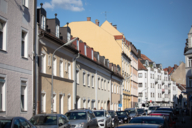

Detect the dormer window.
[
  {"left": 107, "top": 60, "right": 109, "bottom": 67},
  {"left": 103, "top": 59, "right": 105, "bottom": 65},
  {"left": 41, "top": 16, "right": 46, "bottom": 30},
  {"left": 97, "top": 54, "right": 99, "bottom": 61},
  {"left": 56, "top": 25, "right": 59, "bottom": 38},
  {"left": 76, "top": 40, "right": 79, "bottom": 50},
  {"left": 84, "top": 45, "right": 87, "bottom": 56},
  {"left": 67, "top": 32, "right": 71, "bottom": 42},
  {"left": 91, "top": 50, "right": 93, "bottom": 60}
]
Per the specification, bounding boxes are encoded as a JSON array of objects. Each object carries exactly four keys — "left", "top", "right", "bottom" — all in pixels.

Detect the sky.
[{"left": 37, "top": 0, "right": 192, "bottom": 68}]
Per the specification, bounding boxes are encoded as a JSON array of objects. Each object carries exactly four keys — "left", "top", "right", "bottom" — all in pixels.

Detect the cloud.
[{"left": 43, "top": 0, "right": 84, "bottom": 12}]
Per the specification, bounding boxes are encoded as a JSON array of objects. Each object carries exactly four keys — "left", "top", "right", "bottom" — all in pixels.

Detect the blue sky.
[{"left": 37, "top": 0, "right": 192, "bottom": 68}]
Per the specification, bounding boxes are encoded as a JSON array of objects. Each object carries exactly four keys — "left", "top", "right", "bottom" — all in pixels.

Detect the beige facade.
[{"left": 39, "top": 37, "right": 76, "bottom": 114}]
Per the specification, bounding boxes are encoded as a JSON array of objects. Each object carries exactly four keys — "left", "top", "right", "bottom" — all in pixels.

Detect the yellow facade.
[{"left": 66, "top": 21, "right": 122, "bottom": 67}]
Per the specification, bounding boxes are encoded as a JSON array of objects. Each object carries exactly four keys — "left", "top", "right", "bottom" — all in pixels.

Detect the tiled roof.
[
  {"left": 141, "top": 54, "right": 152, "bottom": 62},
  {"left": 138, "top": 59, "right": 147, "bottom": 70},
  {"left": 168, "top": 68, "right": 174, "bottom": 75}
]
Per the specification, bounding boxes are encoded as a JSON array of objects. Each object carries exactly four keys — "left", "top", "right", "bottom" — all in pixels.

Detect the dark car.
[
  {"left": 124, "top": 108, "right": 138, "bottom": 120},
  {"left": 115, "top": 123, "right": 162, "bottom": 128},
  {"left": 116, "top": 111, "right": 129, "bottom": 124},
  {"left": 108, "top": 110, "right": 119, "bottom": 127},
  {"left": 153, "top": 110, "right": 175, "bottom": 119},
  {"left": 157, "top": 108, "right": 174, "bottom": 113},
  {"left": 137, "top": 108, "right": 145, "bottom": 116},
  {"left": 0, "top": 116, "right": 36, "bottom": 128},
  {"left": 129, "top": 116, "right": 169, "bottom": 128},
  {"left": 175, "top": 108, "right": 179, "bottom": 115},
  {"left": 147, "top": 106, "right": 160, "bottom": 114},
  {"left": 30, "top": 114, "right": 70, "bottom": 128}
]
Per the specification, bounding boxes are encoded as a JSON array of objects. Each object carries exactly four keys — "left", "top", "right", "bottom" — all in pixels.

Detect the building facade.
[{"left": 0, "top": 0, "right": 34, "bottom": 119}]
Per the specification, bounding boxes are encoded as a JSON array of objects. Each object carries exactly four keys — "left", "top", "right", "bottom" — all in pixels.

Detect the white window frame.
[
  {"left": 22, "top": 0, "right": 29, "bottom": 8},
  {"left": 0, "top": 74, "right": 6, "bottom": 112},
  {"left": 92, "top": 75, "right": 94, "bottom": 87},
  {"left": 108, "top": 81, "right": 110, "bottom": 91},
  {"left": 91, "top": 49, "right": 94, "bottom": 60},
  {"left": 98, "top": 77, "right": 100, "bottom": 89},
  {"left": 83, "top": 100, "right": 86, "bottom": 108},
  {"left": 20, "top": 78, "right": 28, "bottom": 112},
  {"left": 68, "top": 95, "right": 71, "bottom": 111},
  {"left": 53, "top": 56, "right": 57, "bottom": 76},
  {"left": 59, "top": 94, "right": 64, "bottom": 114},
  {"left": 189, "top": 57, "right": 192, "bottom": 67},
  {"left": 76, "top": 40, "right": 79, "bottom": 50},
  {"left": 41, "top": 92, "right": 46, "bottom": 113},
  {"left": 114, "top": 84, "right": 116, "bottom": 93},
  {"left": 65, "top": 61, "right": 68, "bottom": 72},
  {"left": 117, "top": 86, "right": 119, "bottom": 94},
  {"left": 0, "top": 17, "right": 7, "bottom": 51},
  {"left": 76, "top": 68, "right": 79, "bottom": 84},
  {"left": 83, "top": 71, "right": 86, "bottom": 86},
  {"left": 41, "top": 15, "right": 46, "bottom": 30},
  {"left": 67, "top": 32, "right": 71, "bottom": 42},
  {"left": 21, "top": 28, "right": 28, "bottom": 58},
  {"left": 88, "top": 100, "right": 90, "bottom": 109},
  {"left": 53, "top": 93, "right": 56, "bottom": 112},
  {"left": 84, "top": 45, "right": 87, "bottom": 56},
  {"left": 56, "top": 25, "right": 60, "bottom": 38},
  {"left": 68, "top": 62, "right": 71, "bottom": 79},
  {"left": 41, "top": 52, "right": 46, "bottom": 73},
  {"left": 60, "top": 59, "right": 63, "bottom": 78},
  {"left": 138, "top": 73, "right": 142, "bottom": 78}
]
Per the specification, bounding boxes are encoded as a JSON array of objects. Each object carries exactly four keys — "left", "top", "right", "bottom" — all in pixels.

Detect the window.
[
  {"left": 0, "top": 19, "right": 7, "bottom": 51},
  {"left": 53, "top": 56, "right": 57, "bottom": 76},
  {"left": 87, "top": 74, "right": 90, "bottom": 86},
  {"left": 83, "top": 71, "right": 86, "bottom": 86},
  {"left": 41, "top": 16, "right": 46, "bottom": 30},
  {"left": 21, "top": 80, "right": 27, "bottom": 111},
  {"left": 117, "top": 86, "right": 119, "bottom": 94},
  {"left": 83, "top": 100, "right": 86, "bottom": 108},
  {"left": 53, "top": 94, "right": 56, "bottom": 112},
  {"left": 91, "top": 75, "right": 94, "bottom": 87},
  {"left": 151, "top": 93, "right": 152, "bottom": 97},
  {"left": 67, "top": 32, "right": 70, "bottom": 42},
  {"left": 145, "top": 73, "right": 147, "bottom": 78},
  {"left": 138, "top": 73, "right": 142, "bottom": 78},
  {"left": 88, "top": 100, "right": 90, "bottom": 109},
  {"left": 153, "top": 83, "right": 154, "bottom": 88},
  {"left": 56, "top": 25, "right": 60, "bottom": 38},
  {"left": 76, "top": 69, "right": 79, "bottom": 84},
  {"left": 139, "top": 83, "right": 142, "bottom": 87},
  {"left": 19, "top": 118, "right": 31, "bottom": 128},
  {"left": 151, "top": 83, "right": 152, "bottom": 88},
  {"left": 108, "top": 81, "right": 110, "bottom": 91},
  {"left": 91, "top": 50, "right": 94, "bottom": 60},
  {"left": 60, "top": 59, "right": 63, "bottom": 77},
  {"left": 112, "top": 84, "right": 113, "bottom": 93},
  {"left": 84, "top": 45, "right": 87, "bottom": 56},
  {"left": 145, "top": 83, "right": 147, "bottom": 88},
  {"left": 41, "top": 93, "right": 46, "bottom": 113},
  {"left": 139, "top": 93, "right": 143, "bottom": 97},
  {"left": 153, "top": 93, "right": 154, "bottom": 97},
  {"left": 21, "top": 29, "right": 28, "bottom": 58},
  {"left": 114, "top": 84, "right": 116, "bottom": 93},
  {"left": 98, "top": 78, "right": 100, "bottom": 89},
  {"left": 41, "top": 53, "right": 46, "bottom": 73},
  {"left": 145, "top": 92, "right": 147, "bottom": 97},
  {"left": 153, "top": 74, "right": 154, "bottom": 79},
  {"left": 59, "top": 95, "right": 64, "bottom": 114},
  {"left": 104, "top": 80, "right": 106, "bottom": 90},
  {"left": 101, "top": 79, "right": 103, "bottom": 89},
  {"left": 22, "top": 0, "right": 28, "bottom": 7},
  {"left": 14, "top": 119, "right": 21, "bottom": 128},
  {"left": 68, "top": 63, "right": 71, "bottom": 79},
  {"left": 76, "top": 40, "right": 79, "bottom": 50},
  {"left": 48, "top": 55, "right": 51, "bottom": 66},
  {"left": 0, "top": 76, "right": 5, "bottom": 111},
  {"left": 68, "top": 95, "right": 71, "bottom": 110}
]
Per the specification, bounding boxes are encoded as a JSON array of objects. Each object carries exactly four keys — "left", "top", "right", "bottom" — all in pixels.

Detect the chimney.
[
  {"left": 138, "top": 49, "right": 141, "bottom": 58},
  {"left": 87, "top": 17, "right": 91, "bottom": 21},
  {"left": 113, "top": 25, "right": 117, "bottom": 29},
  {"left": 95, "top": 19, "right": 99, "bottom": 26},
  {"left": 110, "top": 22, "right": 112, "bottom": 25},
  {"left": 168, "top": 66, "right": 171, "bottom": 72},
  {"left": 174, "top": 64, "right": 178, "bottom": 69}
]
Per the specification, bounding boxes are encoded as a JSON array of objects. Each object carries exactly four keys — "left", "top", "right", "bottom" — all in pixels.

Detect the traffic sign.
[{"left": 118, "top": 104, "right": 122, "bottom": 107}]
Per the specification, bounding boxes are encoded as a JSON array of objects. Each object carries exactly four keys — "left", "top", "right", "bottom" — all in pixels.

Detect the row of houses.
[{"left": 0, "top": 0, "right": 184, "bottom": 119}]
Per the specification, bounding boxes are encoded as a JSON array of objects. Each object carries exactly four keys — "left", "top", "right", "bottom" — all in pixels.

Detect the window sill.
[
  {"left": 0, "top": 111, "right": 6, "bottom": 113},
  {"left": 21, "top": 110, "right": 27, "bottom": 113},
  {"left": 22, "top": 56, "right": 28, "bottom": 60},
  {"left": 22, "top": 5, "right": 29, "bottom": 9},
  {"left": 83, "top": 84, "right": 86, "bottom": 86},
  {"left": 92, "top": 86, "right": 94, "bottom": 88},
  {"left": 0, "top": 49, "right": 7, "bottom": 53}
]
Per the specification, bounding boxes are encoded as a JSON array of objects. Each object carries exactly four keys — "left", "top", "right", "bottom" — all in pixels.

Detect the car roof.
[
  {"left": 154, "top": 110, "right": 172, "bottom": 113},
  {"left": 93, "top": 110, "right": 106, "bottom": 112},
  {"left": 0, "top": 116, "right": 16, "bottom": 120},
  {"left": 117, "top": 123, "right": 161, "bottom": 128},
  {"left": 125, "top": 108, "right": 135, "bottom": 110},
  {"left": 149, "top": 106, "right": 159, "bottom": 107},
  {"left": 67, "top": 109, "right": 91, "bottom": 113},
  {"left": 116, "top": 111, "right": 126, "bottom": 112},
  {"left": 131, "top": 116, "right": 164, "bottom": 120},
  {"left": 34, "top": 114, "right": 63, "bottom": 116}
]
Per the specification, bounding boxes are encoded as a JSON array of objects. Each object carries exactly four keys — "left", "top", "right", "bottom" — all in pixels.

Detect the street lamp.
[{"left": 51, "top": 37, "right": 78, "bottom": 113}]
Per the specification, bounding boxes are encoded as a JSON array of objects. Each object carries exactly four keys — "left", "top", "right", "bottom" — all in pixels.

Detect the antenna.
[{"left": 101, "top": 11, "right": 110, "bottom": 20}]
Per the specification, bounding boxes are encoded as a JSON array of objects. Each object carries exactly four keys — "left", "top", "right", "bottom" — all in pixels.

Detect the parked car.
[
  {"left": 93, "top": 110, "right": 112, "bottom": 128},
  {"left": 137, "top": 108, "right": 145, "bottom": 116},
  {"left": 147, "top": 106, "right": 160, "bottom": 114},
  {"left": 149, "top": 113, "right": 176, "bottom": 128},
  {"left": 116, "top": 123, "right": 162, "bottom": 128},
  {"left": 129, "top": 116, "right": 169, "bottom": 128},
  {"left": 152, "top": 110, "right": 175, "bottom": 120},
  {"left": 30, "top": 114, "right": 70, "bottom": 128},
  {"left": 157, "top": 107, "right": 174, "bottom": 113},
  {"left": 175, "top": 108, "right": 180, "bottom": 115},
  {"left": 116, "top": 111, "right": 129, "bottom": 124},
  {"left": 124, "top": 108, "right": 138, "bottom": 120},
  {"left": 108, "top": 110, "right": 119, "bottom": 127},
  {"left": 65, "top": 109, "right": 98, "bottom": 128},
  {"left": 0, "top": 116, "right": 36, "bottom": 128}
]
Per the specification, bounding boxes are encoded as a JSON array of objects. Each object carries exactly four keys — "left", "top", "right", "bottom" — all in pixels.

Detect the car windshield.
[
  {"left": 137, "top": 109, "right": 144, "bottom": 113},
  {"left": 94, "top": 111, "right": 105, "bottom": 117},
  {"left": 108, "top": 111, "right": 115, "bottom": 116},
  {"left": 149, "top": 107, "right": 157, "bottom": 110},
  {"left": 157, "top": 108, "right": 173, "bottom": 111},
  {"left": 30, "top": 116, "right": 57, "bottom": 125},
  {"left": 65, "top": 112, "right": 86, "bottom": 120},
  {"left": 0, "top": 119, "right": 12, "bottom": 128},
  {"left": 129, "top": 118, "right": 164, "bottom": 125},
  {"left": 127, "top": 110, "right": 135, "bottom": 114},
  {"left": 116, "top": 112, "right": 127, "bottom": 116}
]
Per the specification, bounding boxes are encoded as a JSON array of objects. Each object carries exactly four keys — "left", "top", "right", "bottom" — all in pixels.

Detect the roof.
[
  {"left": 132, "top": 116, "right": 164, "bottom": 120},
  {"left": 141, "top": 54, "right": 152, "bottom": 62},
  {"left": 138, "top": 59, "right": 147, "bottom": 71},
  {"left": 176, "top": 83, "right": 186, "bottom": 91},
  {"left": 118, "top": 124, "right": 161, "bottom": 128}
]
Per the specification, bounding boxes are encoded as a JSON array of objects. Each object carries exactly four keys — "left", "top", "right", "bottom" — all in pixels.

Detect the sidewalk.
[{"left": 176, "top": 113, "right": 192, "bottom": 128}]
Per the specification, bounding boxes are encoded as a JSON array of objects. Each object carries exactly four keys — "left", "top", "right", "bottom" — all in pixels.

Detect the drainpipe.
[
  {"left": 110, "top": 73, "right": 113, "bottom": 110},
  {"left": 73, "top": 53, "right": 80, "bottom": 109}
]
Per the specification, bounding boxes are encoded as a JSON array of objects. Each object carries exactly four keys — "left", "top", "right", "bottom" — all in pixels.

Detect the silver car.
[
  {"left": 93, "top": 110, "right": 112, "bottom": 128},
  {"left": 30, "top": 114, "right": 71, "bottom": 128},
  {"left": 65, "top": 109, "right": 98, "bottom": 128},
  {"left": 147, "top": 106, "right": 160, "bottom": 114},
  {"left": 0, "top": 116, "right": 36, "bottom": 128}
]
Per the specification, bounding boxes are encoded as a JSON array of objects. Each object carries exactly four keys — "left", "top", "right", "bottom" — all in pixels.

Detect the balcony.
[{"left": 162, "top": 89, "right": 165, "bottom": 93}]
